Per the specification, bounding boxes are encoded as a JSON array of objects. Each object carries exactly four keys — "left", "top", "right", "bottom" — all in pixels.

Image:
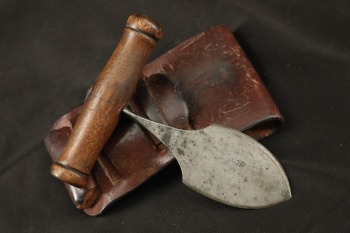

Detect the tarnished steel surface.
[{"left": 123, "top": 109, "right": 291, "bottom": 208}]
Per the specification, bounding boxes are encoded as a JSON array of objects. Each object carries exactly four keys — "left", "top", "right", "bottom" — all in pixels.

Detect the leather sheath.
[{"left": 44, "top": 25, "right": 284, "bottom": 216}]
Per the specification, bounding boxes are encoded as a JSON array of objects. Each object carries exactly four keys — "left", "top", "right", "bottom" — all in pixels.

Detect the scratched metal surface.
[{"left": 123, "top": 109, "right": 291, "bottom": 208}]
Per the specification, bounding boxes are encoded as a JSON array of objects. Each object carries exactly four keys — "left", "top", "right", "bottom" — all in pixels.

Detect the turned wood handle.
[{"left": 50, "top": 14, "right": 162, "bottom": 188}]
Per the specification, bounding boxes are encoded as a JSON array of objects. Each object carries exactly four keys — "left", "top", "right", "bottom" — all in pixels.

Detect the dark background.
[{"left": 0, "top": 0, "right": 349, "bottom": 232}]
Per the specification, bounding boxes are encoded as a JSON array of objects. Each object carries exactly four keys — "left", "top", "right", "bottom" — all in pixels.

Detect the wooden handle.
[{"left": 50, "top": 14, "right": 162, "bottom": 188}]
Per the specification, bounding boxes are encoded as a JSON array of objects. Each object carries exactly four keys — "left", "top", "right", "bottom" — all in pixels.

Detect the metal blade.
[{"left": 123, "top": 109, "right": 291, "bottom": 208}]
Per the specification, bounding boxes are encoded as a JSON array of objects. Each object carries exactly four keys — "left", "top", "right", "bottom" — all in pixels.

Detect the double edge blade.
[{"left": 123, "top": 109, "right": 291, "bottom": 208}]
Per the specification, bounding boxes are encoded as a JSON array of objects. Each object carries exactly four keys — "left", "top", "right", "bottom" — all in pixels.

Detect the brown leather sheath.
[{"left": 44, "top": 25, "right": 284, "bottom": 216}]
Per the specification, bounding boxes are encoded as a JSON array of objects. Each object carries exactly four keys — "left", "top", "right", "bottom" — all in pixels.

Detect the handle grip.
[{"left": 50, "top": 14, "right": 162, "bottom": 188}]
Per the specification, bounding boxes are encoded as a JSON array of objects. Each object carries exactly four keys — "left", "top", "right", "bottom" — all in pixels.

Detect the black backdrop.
[{"left": 0, "top": 1, "right": 349, "bottom": 232}]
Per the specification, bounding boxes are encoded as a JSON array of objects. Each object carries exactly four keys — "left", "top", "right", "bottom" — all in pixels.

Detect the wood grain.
[{"left": 50, "top": 14, "right": 162, "bottom": 188}]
